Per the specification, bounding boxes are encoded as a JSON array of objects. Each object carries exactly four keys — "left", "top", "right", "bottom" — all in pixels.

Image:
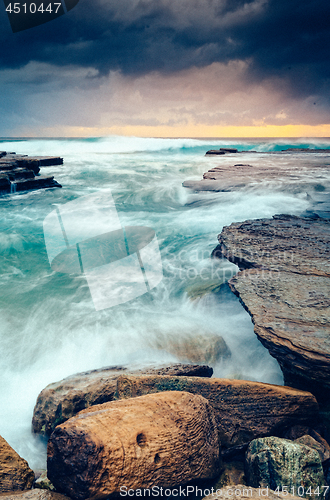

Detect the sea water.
[{"left": 0, "top": 136, "right": 329, "bottom": 469}]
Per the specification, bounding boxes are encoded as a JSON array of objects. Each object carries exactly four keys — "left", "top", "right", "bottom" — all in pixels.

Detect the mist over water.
[{"left": 0, "top": 136, "right": 330, "bottom": 469}]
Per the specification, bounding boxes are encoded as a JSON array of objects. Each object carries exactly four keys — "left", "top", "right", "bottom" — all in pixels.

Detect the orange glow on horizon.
[{"left": 17, "top": 123, "right": 330, "bottom": 138}]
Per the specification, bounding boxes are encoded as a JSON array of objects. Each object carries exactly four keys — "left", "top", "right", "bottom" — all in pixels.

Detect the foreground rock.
[
  {"left": 214, "top": 215, "right": 330, "bottom": 402},
  {"left": 32, "top": 363, "right": 212, "bottom": 436},
  {"left": 115, "top": 375, "right": 318, "bottom": 451},
  {"left": 47, "top": 391, "right": 220, "bottom": 500},
  {"left": 0, "top": 491, "right": 69, "bottom": 500},
  {"left": 245, "top": 437, "right": 325, "bottom": 499},
  {"left": 203, "top": 484, "right": 302, "bottom": 500},
  {"left": 0, "top": 435, "right": 34, "bottom": 492},
  {"left": 0, "top": 152, "right": 62, "bottom": 194}
]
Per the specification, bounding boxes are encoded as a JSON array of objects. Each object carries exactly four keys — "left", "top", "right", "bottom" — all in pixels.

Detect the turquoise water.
[{"left": 0, "top": 136, "right": 329, "bottom": 469}]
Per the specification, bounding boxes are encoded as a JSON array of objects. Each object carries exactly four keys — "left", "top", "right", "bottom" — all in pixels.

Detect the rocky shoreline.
[
  {"left": 1, "top": 155, "right": 330, "bottom": 500},
  {"left": 0, "top": 151, "right": 62, "bottom": 194}
]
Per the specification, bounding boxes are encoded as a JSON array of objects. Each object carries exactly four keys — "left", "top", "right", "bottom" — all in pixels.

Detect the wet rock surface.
[
  {"left": 0, "top": 152, "right": 62, "bottom": 194},
  {"left": 32, "top": 363, "right": 213, "bottom": 436},
  {"left": 47, "top": 391, "right": 220, "bottom": 500},
  {"left": 214, "top": 215, "right": 330, "bottom": 402},
  {"left": 0, "top": 435, "right": 34, "bottom": 492},
  {"left": 115, "top": 374, "right": 319, "bottom": 450}
]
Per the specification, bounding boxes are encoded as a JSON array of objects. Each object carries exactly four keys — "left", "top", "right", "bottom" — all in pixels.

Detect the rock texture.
[
  {"left": 294, "top": 435, "right": 330, "bottom": 462},
  {"left": 0, "top": 152, "right": 62, "bottom": 194},
  {"left": 0, "top": 491, "right": 69, "bottom": 500},
  {"left": 115, "top": 374, "right": 319, "bottom": 450},
  {"left": 32, "top": 363, "right": 213, "bottom": 437},
  {"left": 245, "top": 437, "right": 325, "bottom": 499},
  {"left": 0, "top": 435, "right": 35, "bottom": 492},
  {"left": 47, "top": 391, "right": 220, "bottom": 500},
  {"left": 213, "top": 215, "right": 330, "bottom": 402}
]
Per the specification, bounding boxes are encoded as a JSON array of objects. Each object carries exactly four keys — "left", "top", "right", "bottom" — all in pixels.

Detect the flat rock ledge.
[
  {"left": 213, "top": 215, "right": 330, "bottom": 402},
  {"left": 32, "top": 363, "right": 213, "bottom": 437},
  {"left": 0, "top": 151, "right": 62, "bottom": 194}
]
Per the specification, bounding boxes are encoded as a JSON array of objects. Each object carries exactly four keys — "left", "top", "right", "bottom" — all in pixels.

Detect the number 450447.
[{"left": 5, "top": 3, "right": 62, "bottom": 14}]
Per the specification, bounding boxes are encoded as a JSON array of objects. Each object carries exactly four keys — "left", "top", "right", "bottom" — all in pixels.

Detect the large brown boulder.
[
  {"left": 213, "top": 215, "right": 330, "bottom": 402},
  {"left": 32, "top": 363, "right": 212, "bottom": 437},
  {"left": 115, "top": 375, "right": 319, "bottom": 450},
  {"left": 0, "top": 435, "right": 35, "bottom": 492},
  {"left": 47, "top": 391, "right": 220, "bottom": 500}
]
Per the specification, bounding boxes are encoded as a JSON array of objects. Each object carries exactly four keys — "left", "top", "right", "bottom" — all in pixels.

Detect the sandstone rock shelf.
[
  {"left": 0, "top": 152, "right": 62, "bottom": 194},
  {"left": 213, "top": 215, "right": 330, "bottom": 403}
]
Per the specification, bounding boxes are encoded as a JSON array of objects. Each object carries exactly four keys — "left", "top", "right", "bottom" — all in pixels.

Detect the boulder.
[
  {"left": 0, "top": 435, "right": 35, "bottom": 492},
  {"left": 0, "top": 491, "right": 69, "bottom": 500},
  {"left": 203, "top": 484, "right": 301, "bottom": 500},
  {"left": 115, "top": 375, "right": 319, "bottom": 450},
  {"left": 213, "top": 215, "right": 330, "bottom": 402},
  {"left": 47, "top": 391, "right": 220, "bottom": 500},
  {"left": 152, "top": 332, "right": 230, "bottom": 364},
  {"left": 245, "top": 437, "right": 325, "bottom": 499},
  {"left": 32, "top": 363, "right": 213, "bottom": 437},
  {"left": 294, "top": 435, "right": 330, "bottom": 462}
]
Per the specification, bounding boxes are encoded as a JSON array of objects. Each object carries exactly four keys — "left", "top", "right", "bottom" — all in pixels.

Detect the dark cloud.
[{"left": 0, "top": 0, "right": 329, "bottom": 99}]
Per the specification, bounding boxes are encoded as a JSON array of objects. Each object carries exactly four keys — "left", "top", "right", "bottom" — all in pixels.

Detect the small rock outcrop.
[
  {"left": 0, "top": 435, "right": 35, "bottom": 492},
  {"left": 0, "top": 152, "right": 62, "bottom": 194},
  {"left": 32, "top": 363, "right": 213, "bottom": 436},
  {"left": 47, "top": 391, "right": 220, "bottom": 500},
  {"left": 245, "top": 437, "right": 325, "bottom": 499},
  {"left": 213, "top": 215, "right": 330, "bottom": 402},
  {"left": 115, "top": 375, "right": 319, "bottom": 450}
]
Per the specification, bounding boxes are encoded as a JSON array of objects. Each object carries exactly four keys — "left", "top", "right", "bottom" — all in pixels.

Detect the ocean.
[{"left": 0, "top": 136, "right": 329, "bottom": 470}]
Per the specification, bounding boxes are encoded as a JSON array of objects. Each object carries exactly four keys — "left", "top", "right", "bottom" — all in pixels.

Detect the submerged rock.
[
  {"left": 214, "top": 215, "right": 330, "bottom": 402},
  {"left": 152, "top": 332, "right": 231, "bottom": 364},
  {"left": 32, "top": 363, "right": 213, "bottom": 436},
  {"left": 115, "top": 375, "right": 318, "bottom": 450},
  {"left": 245, "top": 437, "right": 325, "bottom": 499},
  {"left": 47, "top": 391, "right": 220, "bottom": 500},
  {"left": 0, "top": 435, "right": 34, "bottom": 492}
]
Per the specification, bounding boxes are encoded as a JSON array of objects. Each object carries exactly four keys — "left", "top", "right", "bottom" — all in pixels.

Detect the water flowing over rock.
[
  {"left": 115, "top": 375, "right": 318, "bottom": 451},
  {"left": 32, "top": 363, "right": 213, "bottom": 436},
  {"left": 245, "top": 437, "right": 325, "bottom": 499},
  {"left": 47, "top": 391, "right": 220, "bottom": 500},
  {"left": 213, "top": 215, "right": 330, "bottom": 402},
  {"left": 0, "top": 435, "right": 34, "bottom": 492}
]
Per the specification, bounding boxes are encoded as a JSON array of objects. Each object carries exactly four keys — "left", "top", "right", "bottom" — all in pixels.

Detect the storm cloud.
[{"left": 1, "top": 0, "right": 329, "bottom": 98}]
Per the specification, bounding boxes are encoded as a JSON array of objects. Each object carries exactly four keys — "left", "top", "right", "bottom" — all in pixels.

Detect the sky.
[{"left": 0, "top": 0, "right": 330, "bottom": 137}]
